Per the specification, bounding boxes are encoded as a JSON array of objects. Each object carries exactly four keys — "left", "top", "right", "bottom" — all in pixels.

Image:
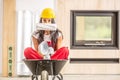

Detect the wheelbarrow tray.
[{"left": 23, "top": 59, "right": 67, "bottom": 75}]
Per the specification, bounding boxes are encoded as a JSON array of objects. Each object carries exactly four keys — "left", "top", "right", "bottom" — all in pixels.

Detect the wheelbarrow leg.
[
  {"left": 32, "top": 75, "right": 38, "bottom": 80},
  {"left": 41, "top": 70, "right": 49, "bottom": 80},
  {"left": 58, "top": 73, "right": 63, "bottom": 80},
  {"left": 52, "top": 73, "right": 63, "bottom": 80}
]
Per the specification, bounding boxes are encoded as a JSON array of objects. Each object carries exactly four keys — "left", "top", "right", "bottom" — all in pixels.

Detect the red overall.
[{"left": 24, "top": 47, "right": 69, "bottom": 59}]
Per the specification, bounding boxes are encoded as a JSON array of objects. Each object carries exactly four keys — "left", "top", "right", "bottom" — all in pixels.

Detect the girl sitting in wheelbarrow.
[{"left": 24, "top": 8, "right": 69, "bottom": 60}]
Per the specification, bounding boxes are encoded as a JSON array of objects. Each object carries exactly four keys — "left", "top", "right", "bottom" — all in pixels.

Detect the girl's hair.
[{"left": 39, "top": 18, "right": 55, "bottom": 23}]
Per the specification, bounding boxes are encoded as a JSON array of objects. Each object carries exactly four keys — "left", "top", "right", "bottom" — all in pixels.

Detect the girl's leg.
[
  {"left": 51, "top": 47, "right": 69, "bottom": 59},
  {"left": 24, "top": 47, "right": 43, "bottom": 59}
]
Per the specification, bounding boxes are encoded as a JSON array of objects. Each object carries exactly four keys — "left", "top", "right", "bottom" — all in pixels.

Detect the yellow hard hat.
[{"left": 40, "top": 8, "right": 55, "bottom": 18}]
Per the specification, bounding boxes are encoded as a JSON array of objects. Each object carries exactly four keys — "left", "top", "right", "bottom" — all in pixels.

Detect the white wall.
[
  {"left": 16, "top": 0, "right": 56, "bottom": 14},
  {"left": 0, "top": 0, "right": 3, "bottom": 75}
]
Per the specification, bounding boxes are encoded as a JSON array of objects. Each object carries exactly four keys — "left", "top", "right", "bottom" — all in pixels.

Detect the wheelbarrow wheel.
[
  {"left": 52, "top": 73, "right": 63, "bottom": 80},
  {"left": 41, "top": 70, "right": 49, "bottom": 80},
  {"left": 32, "top": 75, "right": 38, "bottom": 80}
]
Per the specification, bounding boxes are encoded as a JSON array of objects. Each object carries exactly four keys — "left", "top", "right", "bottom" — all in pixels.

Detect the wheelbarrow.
[{"left": 23, "top": 59, "right": 68, "bottom": 80}]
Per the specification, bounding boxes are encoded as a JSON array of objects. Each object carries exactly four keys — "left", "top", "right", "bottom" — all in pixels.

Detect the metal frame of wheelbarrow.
[{"left": 23, "top": 59, "right": 68, "bottom": 80}]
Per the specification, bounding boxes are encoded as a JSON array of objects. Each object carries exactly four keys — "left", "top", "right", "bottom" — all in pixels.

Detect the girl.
[{"left": 24, "top": 8, "right": 69, "bottom": 59}]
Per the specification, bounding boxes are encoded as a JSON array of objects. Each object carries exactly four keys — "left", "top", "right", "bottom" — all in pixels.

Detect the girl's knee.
[
  {"left": 24, "top": 47, "right": 32, "bottom": 52},
  {"left": 24, "top": 47, "right": 33, "bottom": 56},
  {"left": 60, "top": 47, "right": 69, "bottom": 53}
]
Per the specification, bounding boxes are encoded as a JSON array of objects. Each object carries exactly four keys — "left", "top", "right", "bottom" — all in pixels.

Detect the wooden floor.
[{"left": 1, "top": 75, "right": 120, "bottom": 80}]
